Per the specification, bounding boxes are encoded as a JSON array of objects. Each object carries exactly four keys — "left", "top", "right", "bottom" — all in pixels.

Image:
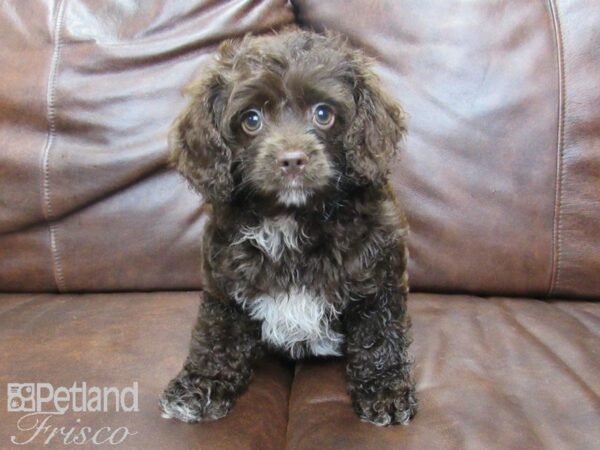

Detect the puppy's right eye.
[
  {"left": 241, "top": 109, "right": 263, "bottom": 135},
  {"left": 312, "top": 103, "right": 335, "bottom": 129}
]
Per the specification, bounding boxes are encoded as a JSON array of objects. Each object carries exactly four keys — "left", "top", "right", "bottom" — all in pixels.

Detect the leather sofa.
[{"left": 1, "top": 1, "right": 598, "bottom": 449}]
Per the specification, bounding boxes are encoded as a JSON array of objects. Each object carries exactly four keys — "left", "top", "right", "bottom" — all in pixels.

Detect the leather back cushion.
[
  {"left": 0, "top": 0, "right": 294, "bottom": 292},
  {"left": 295, "top": 0, "right": 600, "bottom": 298},
  {"left": 1, "top": 0, "right": 598, "bottom": 297}
]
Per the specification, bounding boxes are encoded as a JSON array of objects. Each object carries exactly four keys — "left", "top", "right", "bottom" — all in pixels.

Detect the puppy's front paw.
[
  {"left": 350, "top": 383, "right": 417, "bottom": 426},
  {"left": 159, "top": 372, "right": 234, "bottom": 423}
]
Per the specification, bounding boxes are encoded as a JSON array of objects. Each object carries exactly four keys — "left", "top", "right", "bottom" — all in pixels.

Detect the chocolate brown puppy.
[{"left": 160, "top": 28, "right": 417, "bottom": 426}]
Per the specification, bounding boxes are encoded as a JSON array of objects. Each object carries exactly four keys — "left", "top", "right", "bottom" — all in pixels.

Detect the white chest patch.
[
  {"left": 241, "top": 288, "right": 344, "bottom": 359},
  {"left": 233, "top": 216, "right": 305, "bottom": 261}
]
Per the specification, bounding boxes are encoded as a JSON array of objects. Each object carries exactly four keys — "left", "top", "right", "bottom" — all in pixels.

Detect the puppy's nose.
[{"left": 278, "top": 151, "right": 308, "bottom": 176}]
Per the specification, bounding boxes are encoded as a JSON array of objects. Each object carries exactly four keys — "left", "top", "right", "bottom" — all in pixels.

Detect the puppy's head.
[{"left": 170, "top": 29, "right": 405, "bottom": 207}]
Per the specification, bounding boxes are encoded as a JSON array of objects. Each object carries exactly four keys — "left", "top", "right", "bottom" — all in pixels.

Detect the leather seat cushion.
[
  {"left": 0, "top": 292, "right": 292, "bottom": 450},
  {"left": 1, "top": 292, "right": 597, "bottom": 449},
  {"left": 286, "top": 293, "right": 600, "bottom": 450}
]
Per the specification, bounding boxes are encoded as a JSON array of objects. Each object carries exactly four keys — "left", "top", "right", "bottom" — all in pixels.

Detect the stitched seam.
[
  {"left": 40, "top": 0, "right": 67, "bottom": 293},
  {"left": 547, "top": 0, "right": 566, "bottom": 297}
]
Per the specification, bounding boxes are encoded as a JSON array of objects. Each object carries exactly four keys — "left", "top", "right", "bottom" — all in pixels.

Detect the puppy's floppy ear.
[
  {"left": 169, "top": 61, "right": 233, "bottom": 204},
  {"left": 343, "top": 53, "right": 406, "bottom": 186}
]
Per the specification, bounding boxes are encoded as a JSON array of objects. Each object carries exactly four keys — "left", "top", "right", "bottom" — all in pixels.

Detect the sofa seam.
[
  {"left": 546, "top": 0, "right": 566, "bottom": 298},
  {"left": 40, "top": 0, "right": 67, "bottom": 293}
]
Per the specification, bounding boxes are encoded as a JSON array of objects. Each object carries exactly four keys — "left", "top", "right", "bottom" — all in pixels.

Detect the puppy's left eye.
[
  {"left": 312, "top": 103, "right": 335, "bottom": 129},
  {"left": 241, "top": 109, "right": 263, "bottom": 135}
]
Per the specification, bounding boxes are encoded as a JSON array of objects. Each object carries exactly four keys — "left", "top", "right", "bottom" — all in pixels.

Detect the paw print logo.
[{"left": 7, "top": 384, "right": 36, "bottom": 412}]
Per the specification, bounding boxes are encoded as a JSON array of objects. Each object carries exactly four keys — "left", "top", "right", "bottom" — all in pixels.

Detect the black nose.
[{"left": 278, "top": 151, "right": 308, "bottom": 176}]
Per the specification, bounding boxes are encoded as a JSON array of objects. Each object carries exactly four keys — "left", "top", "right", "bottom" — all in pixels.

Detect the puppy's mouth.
[
  {"left": 276, "top": 185, "right": 312, "bottom": 207},
  {"left": 284, "top": 176, "right": 304, "bottom": 189}
]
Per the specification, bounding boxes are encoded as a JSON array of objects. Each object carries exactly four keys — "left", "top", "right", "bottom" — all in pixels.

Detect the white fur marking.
[
  {"left": 277, "top": 189, "right": 310, "bottom": 207},
  {"left": 233, "top": 216, "right": 303, "bottom": 261},
  {"left": 160, "top": 398, "right": 200, "bottom": 422},
  {"left": 242, "top": 288, "right": 344, "bottom": 358}
]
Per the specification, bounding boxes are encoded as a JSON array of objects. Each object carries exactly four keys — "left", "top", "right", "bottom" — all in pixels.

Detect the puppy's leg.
[
  {"left": 160, "top": 294, "right": 261, "bottom": 422},
  {"left": 344, "top": 283, "right": 417, "bottom": 426}
]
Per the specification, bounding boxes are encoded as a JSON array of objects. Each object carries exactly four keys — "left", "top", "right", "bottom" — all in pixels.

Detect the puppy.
[{"left": 160, "top": 28, "right": 416, "bottom": 426}]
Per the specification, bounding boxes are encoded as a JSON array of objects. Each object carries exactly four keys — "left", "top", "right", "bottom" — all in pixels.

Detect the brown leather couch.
[{"left": 1, "top": 1, "right": 599, "bottom": 449}]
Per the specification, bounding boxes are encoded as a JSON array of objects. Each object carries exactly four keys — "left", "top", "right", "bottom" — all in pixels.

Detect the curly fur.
[{"left": 160, "top": 28, "right": 417, "bottom": 426}]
